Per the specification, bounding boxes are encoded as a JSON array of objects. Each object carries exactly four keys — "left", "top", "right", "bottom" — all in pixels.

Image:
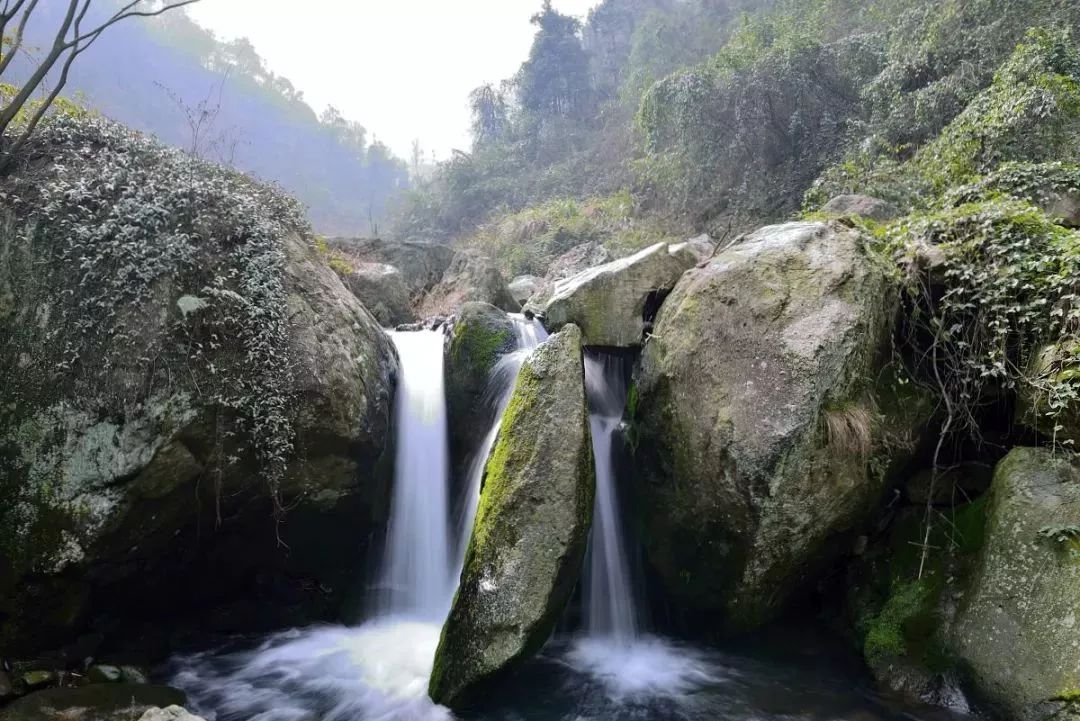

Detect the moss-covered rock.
[
  {"left": 947, "top": 447, "right": 1080, "bottom": 721},
  {"left": 1018, "top": 342, "right": 1080, "bottom": 446},
  {"left": 444, "top": 302, "right": 517, "bottom": 464},
  {"left": 0, "top": 115, "right": 398, "bottom": 656},
  {"left": 429, "top": 325, "right": 594, "bottom": 709},
  {"left": 528, "top": 241, "right": 696, "bottom": 347},
  {"left": 635, "top": 221, "right": 923, "bottom": 631}
]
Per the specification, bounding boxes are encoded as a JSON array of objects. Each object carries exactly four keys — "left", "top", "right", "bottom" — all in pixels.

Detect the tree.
[
  {"left": 468, "top": 82, "right": 508, "bottom": 147},
  {"left": 517, "top": 0, "right": 593, "bottom": 122},
  {"left": 0, "top": 0, "right": 199, "bottom": 168}
]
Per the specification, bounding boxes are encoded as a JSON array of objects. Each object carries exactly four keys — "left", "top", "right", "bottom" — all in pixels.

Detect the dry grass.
[{"left": 824, "top": 403, "right": 877, "bottom": 457}]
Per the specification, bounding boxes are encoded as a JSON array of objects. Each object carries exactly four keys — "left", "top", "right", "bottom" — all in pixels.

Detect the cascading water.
[
  {"left": 454, "top": 314, "right": 547, "bottom": 567},
  {"left": 582, "top": 350, "right": 639, "bottom": 641},
  {"left": 378, "top": 329, "right": 453, "bottom": 619}
]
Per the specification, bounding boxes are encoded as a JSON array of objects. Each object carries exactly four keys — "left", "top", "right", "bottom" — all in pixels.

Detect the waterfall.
[
  {"left": 454, "top": 314, "right": 547, "bottom": 568},
  {"left": 582, "top": 350, "right": 640, "bottom": 641},
  {"left": 377, "top": 329, "right": 453, "bottom": 619}
]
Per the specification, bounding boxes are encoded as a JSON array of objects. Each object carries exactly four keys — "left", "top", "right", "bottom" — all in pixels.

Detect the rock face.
[
  {"left": 508, "top": 275, "right": 540, "bottom": 304},
  {"left": 529, "top": 242, "right": 697, "bottom": 347},
  {"left": 635, "top": 221, "right": 915, "bottom": 631},
  {"left": 821, "top": 194, "right": 900, "bottom": 221},
  {"left": 545, "top": 242, "right": 611, "bottom": 280},
  {"left": 0, "top": 116, "right": 398, "bottom": 656},
  {"left": 444, "top": 303, "right": 517, "bottom": 463},
  {"left": 341, "top": 262, "right": 414, "bottom": 327},
  {"left": 948, "top": 447, "right": 1080, "bottom": 721},
  {"left": 328, "top": 237, "right": 455, "bottom": 296},
  {"left": 419, "top": 250, "right": 519, "bottom": 316},
  {"left": 429, "top": 325, "right": 594, "bottom": 709}
]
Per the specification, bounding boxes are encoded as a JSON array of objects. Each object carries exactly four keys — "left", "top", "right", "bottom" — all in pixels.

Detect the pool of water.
[{"left": 166, "top": 620, "right": 975, "bottom": 721}]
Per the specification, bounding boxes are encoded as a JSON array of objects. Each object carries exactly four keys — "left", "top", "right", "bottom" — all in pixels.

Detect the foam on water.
[{"left": 564, "top": 635, "right": 720, "bottom": 701}]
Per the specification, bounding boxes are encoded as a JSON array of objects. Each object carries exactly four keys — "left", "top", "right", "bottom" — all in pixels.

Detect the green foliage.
[
  {"left": 467, "top": 191, "right": 672, "bottom": 276},
  {"left": 863, "top": 578, "right": 934, "bottom": 667},
  {"left": 889, "top": 199, "right": 1080, "bottom": 440}
]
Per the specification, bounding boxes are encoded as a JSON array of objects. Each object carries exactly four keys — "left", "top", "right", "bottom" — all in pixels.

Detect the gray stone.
[
  {"left": 948, "top": 447, "right": 1080, "bottom": 721},
  {"left": 821, "top": 194, "right": 900, "bottom": 221},
  {"left": 327, "top": 237, "right": 456, "bottom": 295},
  {"left": 529, "top": 242, "right": 696, "bottom": 347},
  {"left": 508, "top": 275, "right": 540, "bottom": 304},
  {"left": 636, "top": 221, "right": 924, "bottom": 631},
  {"left": 341, "top": 262, "right": 415, "bottom": 327},
  {"left": 418, "top": 251, "right": 519, "bottom": 316},
  {"left": 429, "top": 325, "right": 594, "bottom": 709},
  {"left": 138, "top": 706, "right": 206, "bottom": 721}
]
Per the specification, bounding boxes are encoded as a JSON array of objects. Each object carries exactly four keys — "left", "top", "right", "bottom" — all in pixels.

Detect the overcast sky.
[{"left": 186, "top": 0, "right": 601, "bottom": 161}]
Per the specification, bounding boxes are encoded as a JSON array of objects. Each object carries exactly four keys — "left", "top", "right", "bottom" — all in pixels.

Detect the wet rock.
[
  {"left": 138, "top": 706, "right": 206, "bottom": 721},
  {"left": 0, "top": 670, "right": 12, "bottom": 699},
  {"left": 947, "top": 447, "right": 1080, "bottom": 721},
  {"left": 821, "top": 194, "right": 900, "bottom": 222},
  {"left": 429, "top": 325, "right": 594, "bottom": 709},
  {"left": 87, "top": 664, "right": 122, "bottom": 684},
  {"left": 636, "top": 221, "right": 927, "bottom": 631},
  {"left": 418, "top": 251, "right": 519, "bottom": 316},
  {"left": 341, "top": 262, "right": 415, "bottom": 327},
  {"left": 0, "top": 684, "right": 186, "bottom": 721},
  {"left": 20, "top": 670, "right": 56, "bottom": 690},
  {"left": 444, "top": 303, "right": 517, "bottom": 466},
  {"left": 528, "top": 242, "right": 696, "bottom": 347}
]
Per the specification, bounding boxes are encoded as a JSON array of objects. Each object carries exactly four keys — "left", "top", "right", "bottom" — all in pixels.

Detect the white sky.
[{"left": 187, "top": 0, "right": 601, "bottom": 161}]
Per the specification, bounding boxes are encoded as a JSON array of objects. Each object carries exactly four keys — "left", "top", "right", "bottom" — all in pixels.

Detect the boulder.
[
  {"left": 672, "top": 233, "right": 716, "bottom": 262},
  {"left": 508, "top": 275, "right": 540, "bottom": 304},
  {"left": 429, "top": 325, "right": 594, "bottom": 709},
  {"left": 528, "top": 242, "right": 697, "bottom": 347},
  {"left": 327, "top": 237, "right": 456, "bottom": 296},
  {"left": 821, "top": 194, "right": 900, "bottom": 222},
  {"left": 545, "top": 242, "right": 611, "bottom": 281},
  {"left": 948, "top": 447, "right": 1080, "bottom": 721},
  {"left": 0, "top": 115, "right": 398, "bottom": 656},
  {"left": 418, "top": 251, "right": 519, "bottom": 316},
  {"left": 444, "top": 303, "right": 517, "bottom": 464},
  {"left": 341, "top": 262, "right": 414, "bottom": 327},
  {"left": 138, "top": 707, "right": 207, "bottom": 721},
  {"left": 635, "top": 221, "right": 923, "bottom": 631}
]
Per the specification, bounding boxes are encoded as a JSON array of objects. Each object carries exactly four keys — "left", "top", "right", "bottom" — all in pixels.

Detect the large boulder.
[
  {"left": 327, "top": 237, "right": 456, "bottom": 296},
  {"left": 528, "top": 242, "right": 697, "bottom": 347},
  {"left": 429, "top": 325, "right": 594, "bottom": 709},
  {"left": 634, "top": 221, "right": 923, "bottom": 631},
  {"left": 341, "top": 262, "right": 414, "bottom": 327},
  {"left": 948, "top": 447, "right": 1080, "bottom": 721},
  {"left": 545, "top": 242, "right": 611, "bottom": 280},
  {"left": 0, "top": 116, "right": 398, "bottom": 656},
  {"left": 444, "top": 303, "right": 517, "bottom": 464},
  {"left": 821, "top": 194, "right": 900, "bottom": 222},
  {"left": 418, "top": 250, "right": 519, "bottom": 316},
  {"left": 508, "top": 275, "right": 540, "bottom": 304}
]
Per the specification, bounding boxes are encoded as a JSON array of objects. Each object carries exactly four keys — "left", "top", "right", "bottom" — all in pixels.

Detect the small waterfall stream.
[
  {"left": 582, "top": 350, "right": 640, "bottom": 641},
  {"left": 378, "top": 329, "right": 453, "bottom": 619}
]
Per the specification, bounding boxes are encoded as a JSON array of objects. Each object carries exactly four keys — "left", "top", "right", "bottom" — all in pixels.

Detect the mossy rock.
[
  {"left": 429, "top": 325, "right": 594, "bottom": 709},
  {"left": 444, "top": 303, "right": 517, "bottom": 465}
]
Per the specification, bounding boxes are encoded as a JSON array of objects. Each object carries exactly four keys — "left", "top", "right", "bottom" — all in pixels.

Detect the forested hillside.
[
  {"left": 392, "top": 0, "right": 1080, "bottom": 274},
  {"left": 5, "top": 0, "right": 409, "bottom": 235}
]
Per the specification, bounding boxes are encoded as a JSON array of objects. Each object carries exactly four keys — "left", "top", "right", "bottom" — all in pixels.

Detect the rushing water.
[
  {"left": 581, "top": 350, "right": 639, "bottom": 641},
  {"left": 377, "top": 329, "right": 453, "bottom": 619},
  {"left": 166, "top": 323, "right": 975, "bottom": 721}
]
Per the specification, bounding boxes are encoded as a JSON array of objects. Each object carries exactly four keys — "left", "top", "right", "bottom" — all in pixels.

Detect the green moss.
[
  {"left": 864, "top": 578, "right": 935, "bottom": 667},
  {"left": 450, "top": 315, "right": 516, "bottom": 382}
]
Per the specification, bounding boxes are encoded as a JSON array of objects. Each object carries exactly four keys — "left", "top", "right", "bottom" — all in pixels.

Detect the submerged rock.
[
  {"left": 429, "top": 325, "right": 594, "bottom": 709},
  {"left": 444, "top": 302, "right": 517, "bottom": 463},
  {"left": 419, "top": 251, "right": 520, "bottom": 316},
  {"left": 0, "top": 116, "right": 398, "bottom": 655},
  {"left": 341, "top": 262, "right": 415, "bottom": 327},
  {"left": 528, "top": 242, "right": 696, "bottom": 347},
  {"left": 635, "top": 221, "right": 923, "bottom": 631},
  {"left": 948, "top": 447, "right": 1080, "bottom": 721}
]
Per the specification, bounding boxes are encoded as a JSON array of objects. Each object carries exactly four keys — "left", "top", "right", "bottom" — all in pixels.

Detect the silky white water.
[
  {"left": 454, "top": 314, "right": 547, "bottom": 566},
  {"left": 582, "top": 350, "right": 639, "bottom": 640},
  {"left": 377, "top": 329, "right": 453, "bottom": 619}
]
